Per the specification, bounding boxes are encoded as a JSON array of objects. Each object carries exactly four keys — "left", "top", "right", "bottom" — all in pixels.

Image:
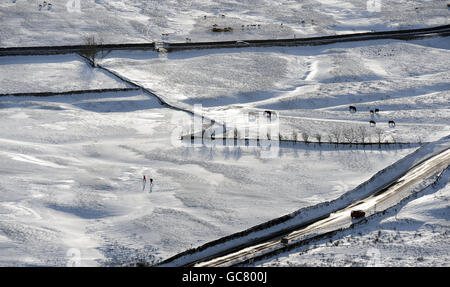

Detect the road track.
[
  {"left": 193, "top": 148, "right": 450, "bottom": 266},
  {"left": 1, "top": 25, "right": 449, "bottom": 56}
]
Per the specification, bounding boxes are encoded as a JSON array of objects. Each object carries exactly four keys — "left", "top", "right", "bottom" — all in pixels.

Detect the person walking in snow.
[
  {"left": 149, "top": 178, "right": 154, "bottom": 193},
  {"left": 142, "top": 175, "right": 147, "bottom": 191}
]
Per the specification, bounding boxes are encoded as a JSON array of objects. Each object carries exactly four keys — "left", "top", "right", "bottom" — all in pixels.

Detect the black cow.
[
  {"left": 349, "top": 106, "right": 357, "bottom": 113},
  {"left": 263, "top": 110, "right": 272, "bottom": 121},
  {"left": 388, "top": 120, "right": 396, "bottom": 128},
  {"left": 370, "top": 120, "right": 376, "bottom": 127}
]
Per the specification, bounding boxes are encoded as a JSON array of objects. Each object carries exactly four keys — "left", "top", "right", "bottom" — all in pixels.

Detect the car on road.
[
  {"left": 280, "top": 237, "right": 289, "bottom": 245},
  {"left": 350, "top": 210, "right": 365, "bottom": 219}
]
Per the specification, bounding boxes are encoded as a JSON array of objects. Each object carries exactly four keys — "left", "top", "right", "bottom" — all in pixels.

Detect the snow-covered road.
[{"left": 193, "top": 148, "right": 450, "bottom": 266}]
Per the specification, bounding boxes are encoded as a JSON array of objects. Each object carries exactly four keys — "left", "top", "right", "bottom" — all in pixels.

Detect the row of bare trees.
[{"left": 292, "top": 126, "right": 400, "bottom": 145}]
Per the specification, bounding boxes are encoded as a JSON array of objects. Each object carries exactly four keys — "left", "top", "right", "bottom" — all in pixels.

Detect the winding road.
[{"left": 190, "top": 148, "right": 450, "bottom": 266}]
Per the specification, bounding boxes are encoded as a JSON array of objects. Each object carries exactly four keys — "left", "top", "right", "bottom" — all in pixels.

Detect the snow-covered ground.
[
  {"left": 0, "top": 88, "right": 416, "bottom": 266},
  {"left": 0, "top": 1, "right": 448, "bottom": 267},
  {"left": 1, "top": 0, "right": 449, "bottom": 47},
  {"left": 100, "top": 37, "right": 450, "bottom": 143},
  {"left": 0, "top": 54, "right": 129, "bottom": 94},
  {"left": 258, "top": 167, "right": 450, "bottom": 267}
]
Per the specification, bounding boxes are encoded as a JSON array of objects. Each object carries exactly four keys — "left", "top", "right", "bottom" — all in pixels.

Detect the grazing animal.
[
  {"left": 375, "top": 108, "right": 379, "bottom": 114},
  {"left": 370, "top": 110, "right": 374, "bottom": 116},
  {"left": 185, "top": 38, "right": 191, "bottom": 42},
  {"left": 349, "top": 106, "right": 357, "bottom": 113},
  {"left": 212, "top": 27, "right": 233, "bottom": 32},
  {"left": 388, "top": 120, "right": 396, "bottom": 128},
  {"left": 263, "top": 110, "right": 272, "bottom": 120},
  {"left": 370, "top": 120, "right": 376, "bottom": 127}
]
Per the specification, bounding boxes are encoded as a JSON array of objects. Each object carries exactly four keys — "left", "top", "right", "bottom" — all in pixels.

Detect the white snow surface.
[
  {"left": 100, "top": 37, "right": 450, "bottom": 144},
  {"left": 258, "top": 167, "right": 450, "bottom": 267},
  {"left": 0, "top": 2, "right": 448, "bottom": 265},
  {"left": 0, "top": 54, "right": 129, "bottom": 94},
  {"left": 1, "top": 0, "right": 449, "bottom": 47},
  {"left": 0, "top": 88, "right": 416, "bottom": 266}
]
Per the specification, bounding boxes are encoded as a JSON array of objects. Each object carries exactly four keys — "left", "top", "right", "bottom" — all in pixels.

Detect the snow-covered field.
[
  {"left": 0, "top": 0, "right": 449, "bottom": 267},
  {"left": 258, "top": 167, "right": 450, "bottom": 267},
  {"left": 0, "top": 54, "right": 129, "bottom": 94},
  {"left": 1, "top": 0, "right": 449, "bottom": 47},
  {"left": 0, "top": 88, "right": 417, "bottom": 266},
  {"left": 100, "top": 37, "right": 450, "bottom": 144}
]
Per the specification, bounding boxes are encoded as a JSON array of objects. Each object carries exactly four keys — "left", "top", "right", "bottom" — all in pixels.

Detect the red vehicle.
[{"left": 351, "top": 210, "right": 365, "bottom": 219}]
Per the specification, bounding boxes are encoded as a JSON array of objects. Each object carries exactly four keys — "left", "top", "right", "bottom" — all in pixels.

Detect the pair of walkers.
[{"left": 142, "top": 175, "right": 154, "bottom": 192}]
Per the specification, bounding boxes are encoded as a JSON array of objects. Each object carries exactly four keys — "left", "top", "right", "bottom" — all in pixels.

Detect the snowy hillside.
[
  {"left": 258, "top": 168, "right": 450, "bottom": 267},
  {"left": 0, "top": 0, "right": 448, "bottom": 267},
  {"left": 0, "top": 89, "right": 418, "bottom": 265},
  {"left": 1, "top": 0, "right": 449, "bottom": 47},
  {"left": 100, "top": 37, "right": 450, "bottom": 144}
]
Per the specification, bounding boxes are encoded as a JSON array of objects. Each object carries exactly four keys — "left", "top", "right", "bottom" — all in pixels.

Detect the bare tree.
[
  {"left": 302, "top": 132, "right": 309, "bottom": 144},
  {"left": 330, "top": 128, "right": 342, "bottom": 144},
  {"left": 80, "top": 35, "right": 103, "bottom": 67},
  {"left": 391, "top": 134, "right": 398, "bottom": 144},
  {"left": 327, "top": 133, "right": 333, "bottom": 144},
  {"left": 357, "top": 126, "right": 369, "bottom": 144},
  {"left": 343, "top": 127, "right": 356, "bottom": 145},
  {"left": 374, "top": 128, "right": 384, "bottom": 146},
  {"left": 315, "top": 133, "right": 322, "bottom": 145},
  {"left": 292, "top": 131, "right": 298, "bottom": 143}
]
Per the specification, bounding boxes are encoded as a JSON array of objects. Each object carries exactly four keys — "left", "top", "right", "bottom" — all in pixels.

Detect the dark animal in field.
[
  {"left": 375, "top": 108, "right": 379, "bottom": 114},
  {"left": 212, "top": 27, "right": 233, "bottom": 32},
  {"left": 370, "top": 110, "right": 374, "bottom": 116},
  {"left": 370, "top": 120, "right": 376, "bottom": 127},
  {"left": 262, "top": 110, "right": 277, "bottom": 121},
  {"left": 349, "top": 106, "right": 357, "bottom": 113},
  {"left": 388, "top": 120, "right": 396, "bottom": 128}
]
